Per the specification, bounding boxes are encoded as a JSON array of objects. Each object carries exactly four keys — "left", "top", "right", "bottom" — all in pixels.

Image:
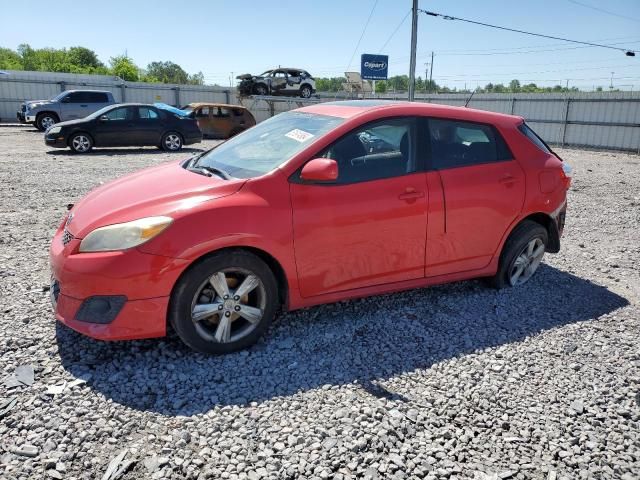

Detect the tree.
[
  {"left": 110, "top": 55, "right": 139, "bottom": 81},
  {"left": 375, "top": 81, "right": 387, "bottom": 93},
  {"left": 0, "top": 47, "right": 23, "bottom": 70},
  {"left": 146, "top": 61, "right": 189, "bottom": 84},
  {"left": 67, "top": 46, "right": 104, "bottom": 69},
  {"left": 509, "top": 79, "right": 521, "bottom": 93},
  {"left": 188, "top": 71, "right": 205, "bottom": 86}
]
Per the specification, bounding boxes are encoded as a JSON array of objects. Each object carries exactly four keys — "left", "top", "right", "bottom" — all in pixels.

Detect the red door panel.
[
  {"left": 291, "top": 173, "right": 428, "bottom": 297},
  {"left": 426, "top": 160, "right": 525, "bottom": 276}
]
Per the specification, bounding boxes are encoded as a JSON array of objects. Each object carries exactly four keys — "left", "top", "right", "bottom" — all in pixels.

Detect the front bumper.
[
  {"left": 25, "top": 115, "right": 36, "bottom": 122},
  {"left": 45, "top": 133, "right": 67, "bottom": 148},
  {"left": 16, "top": 111, "right": 26, "bottom": 123},
  {"left": 49, "top": 224, "right": 189, "bottom": 340}
]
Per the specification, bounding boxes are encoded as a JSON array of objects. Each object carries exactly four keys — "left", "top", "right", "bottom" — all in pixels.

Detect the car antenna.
[{"left": 464, "top": 89, "right": 476, "bottom": 108}]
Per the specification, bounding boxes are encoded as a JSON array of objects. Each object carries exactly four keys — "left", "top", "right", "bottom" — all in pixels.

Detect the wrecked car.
[
  {"left": 181, "top": 103, "right": 256, "bottom": 139},
  {"left": 237, "top": 68, "right": 316, "bottom": 98}
]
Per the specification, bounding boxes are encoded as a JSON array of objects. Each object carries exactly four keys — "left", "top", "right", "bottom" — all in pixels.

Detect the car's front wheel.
[
  {"left": 161, "top": 132, "right": 183, "bottom": 151},
  {"left": 490, "top": 220, "right": 548, "bottom": 289},
  {"left": 169, "top": 250, "right": 279, "bottom": 354},
  {"left": 36, "top": 113, "right": 59, "bottom": 131},
  {"left": 69, "top": 133, "right": 93, "bottom": 153}
]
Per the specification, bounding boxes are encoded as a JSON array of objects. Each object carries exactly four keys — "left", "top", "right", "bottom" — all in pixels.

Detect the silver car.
[{"left": 18, "top": 90, "right": 115, "bottom": 131}]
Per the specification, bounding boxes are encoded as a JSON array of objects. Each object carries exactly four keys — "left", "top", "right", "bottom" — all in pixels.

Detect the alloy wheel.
[
  {"left": 509, "top": 237, "right": 545, "bottom": 286},
  {"left": 164, "top": 134, "right": 182, "bottom": 150},
  {"left": 41, "top": 116, "right": 56, "bottom": 130},
  {"left": 190, "top": 268, "right": 266, "bottom": 343},
  {"left": 72, "top": 135, "right": 91, "bottom": 153}
]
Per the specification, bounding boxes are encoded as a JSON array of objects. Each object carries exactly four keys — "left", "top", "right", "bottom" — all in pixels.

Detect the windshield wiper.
[{"left": 187, "top": 165, "right": 232, "bottom": 180}]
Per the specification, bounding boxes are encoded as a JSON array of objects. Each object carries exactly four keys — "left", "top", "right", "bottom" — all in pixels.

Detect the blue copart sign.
[{"left": 360, "top": 54, "right": 389, "bottom": 80}]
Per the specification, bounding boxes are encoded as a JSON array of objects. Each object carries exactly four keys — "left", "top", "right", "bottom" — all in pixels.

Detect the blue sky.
[{"left": 2, "top": 0, "right": 639, "bottom": 90}]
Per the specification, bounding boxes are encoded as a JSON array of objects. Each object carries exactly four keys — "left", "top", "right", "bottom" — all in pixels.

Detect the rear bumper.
[
  {"left": 184, "top": 134, "right": 202, "bottom": 146},
  {"left": 25, "top": 115, "right": 36, "bottom": 122},
  {"left": 546, "top": 200, "right": 567, "bottom": 253}
]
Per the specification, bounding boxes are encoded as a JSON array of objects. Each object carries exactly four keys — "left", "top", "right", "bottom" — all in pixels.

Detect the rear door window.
[
  {"left": 428, "top": 118, "right": 512, "bottom": 169},
  {"left": 138, "top": 107, "right": 159, "bottom": 119},
  {"left": 87, "top": 92, "right": 109, "bottom": 103},
  {"left": 196, "top": 107, "right": 210, "bottom": 118}
]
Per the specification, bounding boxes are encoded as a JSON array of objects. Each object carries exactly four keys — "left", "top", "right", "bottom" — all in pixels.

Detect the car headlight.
[
  {"left": 48, "top": 126, "right": 62, "bottom": 135},
  {"left": 79, "top": 216, "right": 173, "bottom": 252}
]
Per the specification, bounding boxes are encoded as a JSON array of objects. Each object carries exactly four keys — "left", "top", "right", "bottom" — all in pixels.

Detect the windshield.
[
  {"left": 50, "top": 91, "right": 68, "bottom": 101},
  {"left": 87, "top": 104, "right": 116, "bottom": 119},
  {"left": 259, "top": 71, "right": 273, "bottom": 77},
  {"left": 195, "top": 111, "right": 344, "bottom": 179}
]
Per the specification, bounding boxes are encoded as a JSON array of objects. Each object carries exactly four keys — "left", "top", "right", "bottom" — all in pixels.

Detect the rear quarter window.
[{"left": 519, "top": 123, "right": 551, "bottom": 154}]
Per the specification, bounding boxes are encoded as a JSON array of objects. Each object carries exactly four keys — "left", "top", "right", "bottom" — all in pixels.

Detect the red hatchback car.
[{"left": 50, "top": 101, "right": 570, "bottom": 354}]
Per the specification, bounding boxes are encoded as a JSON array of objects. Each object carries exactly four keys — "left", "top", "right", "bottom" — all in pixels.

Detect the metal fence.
[
  {"left": 1, "top": 70, "right": 638, "bottom": 152},
  {"left": 0, "top": 70, "right": 232, "bottom": 121}
]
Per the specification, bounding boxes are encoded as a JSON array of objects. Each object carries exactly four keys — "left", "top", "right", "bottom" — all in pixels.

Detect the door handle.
[
  {"left": 80, "top": 104, "right": 88, "bottom": 107},
  {"left": 398, "top": 188, "right": 425, "bottom": 200},
  {"left": 499, "top": 174, "right": 516, "bottom": 184}
]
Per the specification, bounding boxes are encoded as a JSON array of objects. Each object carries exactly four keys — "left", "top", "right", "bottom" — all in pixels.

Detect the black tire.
[
  {"left": 169, "top": 250, "right": 279, "bottom": 354},
  {"left": 300, "top": 85, "right": 312, "bottom": 98},
  {"left": 255, "top": 84, "right": 268, "bottom": 96},
  {"left": 68, "top": 133, "right": 93, "bottom": 153},
  {"left": 36, "top": 112, "right": 59, "bottom": 131},
  {"left": 489, "top": 220, "right": 548, "bottom": 289},
  {"left": 161, "top": 131, "right": 183, "bottom": 151}
]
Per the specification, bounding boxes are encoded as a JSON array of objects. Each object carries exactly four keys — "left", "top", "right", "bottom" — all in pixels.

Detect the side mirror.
[
  {"left": 99, "top": 115, "right": 109, "bottom": 122},
  {"left": 300, "top": 158, "right": 338, "bottom": 182}
]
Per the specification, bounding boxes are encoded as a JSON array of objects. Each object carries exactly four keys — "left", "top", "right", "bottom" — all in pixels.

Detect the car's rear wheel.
[
  {"left": 161, "top": 132, "right": 183, "bottom": 151},
  {"left": 169, "top": 250, "right": 279, "bottom": 354},
  {"left": 36, "top": 113, "right": 59, "bottom": 131},
  {"left": 300, "top": 85, "right": 312, "bottom": 98},
  {"left": 255, "top": 84, "right": 268, "bottom": 96},
  {"left": 489, "top": 220, "right": 548, "bottom": 289},
  {"left": 69, "top": 133, "right": 93, "bottom": 153}
]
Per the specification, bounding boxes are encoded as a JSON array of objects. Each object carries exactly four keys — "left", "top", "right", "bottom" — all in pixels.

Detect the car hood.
[
  {"left": 54, "top": 118, "right": 93, "bottom": 129},
  {"left": 25, "top": 99, "right": 51, "bottom": 107},
  {"left": 67, "top": 161, "right": 246, "bottom": 238}
]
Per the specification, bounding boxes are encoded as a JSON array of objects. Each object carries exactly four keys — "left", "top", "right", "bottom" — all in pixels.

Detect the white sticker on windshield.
[{"left": 285, "top": 129, "right": 314, "bottom": 142}]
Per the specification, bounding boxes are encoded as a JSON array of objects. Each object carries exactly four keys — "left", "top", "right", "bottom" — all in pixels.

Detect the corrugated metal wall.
[
  {"left": 1, "top": 70, "right": 639, "bottom": 152},
  {"left": 0, "top": 70, "right": 231, "bottom": 122}
]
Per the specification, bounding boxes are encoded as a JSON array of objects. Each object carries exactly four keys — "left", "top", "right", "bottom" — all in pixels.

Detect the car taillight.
[{"left": 560, "top": 162, "right": 572, "bottom": 189}]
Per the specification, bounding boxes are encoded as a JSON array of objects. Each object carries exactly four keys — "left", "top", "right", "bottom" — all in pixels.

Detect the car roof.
[
  {"left": 66, "top": 89, "right": 111, "bottom": 93},
  {"left": 186, "top": 102, "right": 247, "bottom": 110},
  {"left": 297, "top": 100, "right": 523, "bottom": 126}
]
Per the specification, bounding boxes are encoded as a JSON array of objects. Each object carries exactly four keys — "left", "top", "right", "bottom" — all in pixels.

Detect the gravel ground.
[{"left": 0, "top": 126, "right": 638, "bottom": 480}]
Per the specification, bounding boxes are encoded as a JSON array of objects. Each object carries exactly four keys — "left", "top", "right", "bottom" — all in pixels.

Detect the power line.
[
  {"left": 421, "top": 9, "right": 637, "bottom": 56},
  {"left": 567, "top": 0, "right": 640, "bottom": 23},
  {"left": 379, "top": 9, "right": 411, "bottom": 52},
  {"left": 346, "top": 0, "right": 379, "bottom": 72}
]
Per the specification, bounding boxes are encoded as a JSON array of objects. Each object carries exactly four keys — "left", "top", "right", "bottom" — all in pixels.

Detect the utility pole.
[
  {"left": 429, "top": 51, "right": 434, "bottom": 92},
  {"left": 408, "top": 0, "right": 419, "bottom": 101},
  {"left": 424, "top": 63, "right": 430, "bottom": 92},
  {"left": 610, "top": 72, "right": 614, "bottom": 89}
]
